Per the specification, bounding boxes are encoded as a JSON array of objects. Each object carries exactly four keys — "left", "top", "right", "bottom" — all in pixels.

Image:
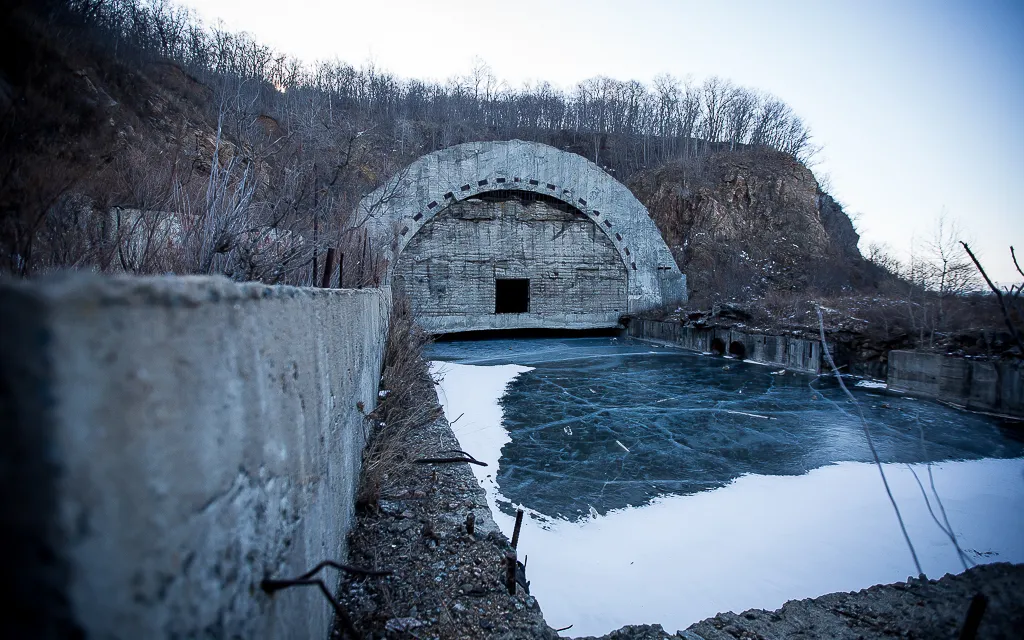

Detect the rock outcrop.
[{"left": 629, "top": 148, "right": 863, "bottom": 302}]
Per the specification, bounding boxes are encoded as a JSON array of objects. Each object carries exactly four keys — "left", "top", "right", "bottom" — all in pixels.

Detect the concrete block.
[
  {"left": 0, "top": 275, "right": 390, "bottom": 639},
  {"left": 887, "top": 351, "right": 942, "bottom": 396},
  {"left": 633, "top": 321, "right": 823, "bottom": 373},
  {"left": 888, "top": 350, "right": 1023, "bottom": 416}
]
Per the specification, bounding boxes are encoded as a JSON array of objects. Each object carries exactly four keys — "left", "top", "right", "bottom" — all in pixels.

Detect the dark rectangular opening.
[{"left": 494, "top": 278, "right": 530, "bottom": 314}]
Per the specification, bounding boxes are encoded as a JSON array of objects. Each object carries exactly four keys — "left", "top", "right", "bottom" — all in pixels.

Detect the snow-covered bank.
[
  {"left": 519, "top": 458, "right": 1024, "bottom": 636},
  {"left": 430, "top": 361, "right": 533, "bottom": 520},
  {"left": 432, "top": 359, "right": 1024, "bottom": 637}
]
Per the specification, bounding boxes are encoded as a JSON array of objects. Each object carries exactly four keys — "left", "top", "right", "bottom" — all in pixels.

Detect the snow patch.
[
  {"left": 855, "top": 379, "right": 888, "bottom": 389},
  {"left": 430, "top": 361, "right": 532, "bottom": 518}
]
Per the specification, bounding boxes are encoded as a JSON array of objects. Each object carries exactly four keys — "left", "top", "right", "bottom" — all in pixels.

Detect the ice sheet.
[{"left": 429, "top": 337, "right": 1024, "bottom": 637}]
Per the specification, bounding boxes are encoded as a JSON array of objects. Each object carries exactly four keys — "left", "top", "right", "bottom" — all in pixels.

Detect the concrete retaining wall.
[
  {"left": 1, "top": 275, "right": 390, "bottom": 639},
  {"left": 887, "top": 350, "right": 1024, "bottom": 416},
  {"left": 627, "top": 319, "right": 825, "bottom": 374}
]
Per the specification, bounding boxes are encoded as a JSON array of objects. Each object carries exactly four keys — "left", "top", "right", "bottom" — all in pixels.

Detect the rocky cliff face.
[{"left": 629, "top": 148, "right": 863, "bottom": 303}]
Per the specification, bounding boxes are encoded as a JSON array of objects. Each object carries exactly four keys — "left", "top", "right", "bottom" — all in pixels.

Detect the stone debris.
[
  {"left": 383, "top": 617, "right": 424, "bottom": 632},
  {"left": 335, "top": 377, "right": 558, "bottom": 639},
  {"left": 577, "top": 563, "right": 1024, "bottom": 640}
]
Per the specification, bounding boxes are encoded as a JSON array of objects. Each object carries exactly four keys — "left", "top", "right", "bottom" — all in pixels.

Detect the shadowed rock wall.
[{"left": 0, "top": 275, "right": 389, "bottom": 639}]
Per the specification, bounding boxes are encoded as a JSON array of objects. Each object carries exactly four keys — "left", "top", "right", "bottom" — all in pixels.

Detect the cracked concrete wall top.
[
  {"left": 358, "top": 140, "right": 687, "bottom": 317},
  {"left": 0, "top": 275, "right": 390, "bottom": 639}
]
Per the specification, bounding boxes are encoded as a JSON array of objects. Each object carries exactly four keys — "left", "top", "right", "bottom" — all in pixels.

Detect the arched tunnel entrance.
[
  {"left": 357, "top": 140, "right": 688, "bottom": 333},
  {"left": 395, "top": 190, "right": 628, "bottom": 332},
  {"left": 710, "top": 338, "right": 726, "bottom": 355},
  {"left": 728, "top": 341, "right": 747, "bottom": 360}
]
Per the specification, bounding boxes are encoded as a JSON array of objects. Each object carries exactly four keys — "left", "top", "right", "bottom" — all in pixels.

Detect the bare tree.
[
  {"left": 4, "top": 0, "right": 824, "bottom": 281},
  {"left": 961, "top": 242, "right": 1024, "bottom": 356},
  {"left": 925, "top": 212, "right": 978, "bottom": 299}
]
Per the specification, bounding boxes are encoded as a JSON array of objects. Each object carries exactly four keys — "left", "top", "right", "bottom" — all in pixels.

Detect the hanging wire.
[
  {"left": 816, "top": 307, "right": 924, "bottom": 577},
  {"left": 908, "top": 415, "right": 972, "bottom": 571}
]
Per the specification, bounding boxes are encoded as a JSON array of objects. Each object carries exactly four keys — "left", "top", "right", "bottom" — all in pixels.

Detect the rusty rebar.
[
  {"left": 259, "top": 560, "right": 390, "bottom": 639},
  {"left": 320, "top": 247, "right": 337, "bottom": 288},
  {"left": 958, "top": 593, "right": 988, "bottom": 640},
  {"left": 414, "top": 449, "right": 487, "bottom": 467},
  {"left": 511, "top": 508, "right": 524, "bottom": 549},
  {"left": 505, "top": 551, "right": 517, "bottom": 595}
]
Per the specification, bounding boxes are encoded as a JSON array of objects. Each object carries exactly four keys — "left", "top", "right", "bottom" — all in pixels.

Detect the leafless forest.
[
  {"left": 2, "top": 0, "right": 813, "bottom": 284},
  {"left": 1, "top": 0, "right": 1020, "bottom": 354}
]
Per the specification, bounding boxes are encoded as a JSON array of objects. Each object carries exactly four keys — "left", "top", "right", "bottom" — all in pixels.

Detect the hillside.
[
  {"left": 12, "top": 0, "right": 1008, "bottom": 363},
  {"left": 629, "top": 148, "right": 867, "bottom": 304},
  {"left": 2, "top": 0, "right": 835, "bottom": 292}
]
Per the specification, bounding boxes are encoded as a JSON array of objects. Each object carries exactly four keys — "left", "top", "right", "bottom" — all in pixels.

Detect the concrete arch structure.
[{"left": 359, "top": 140, "right": 686, "bottom": 332}]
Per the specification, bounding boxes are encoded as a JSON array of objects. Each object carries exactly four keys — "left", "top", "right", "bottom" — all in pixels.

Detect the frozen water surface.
[{"left": 429, "top": 337, "right": 1024, "bottom": 636}]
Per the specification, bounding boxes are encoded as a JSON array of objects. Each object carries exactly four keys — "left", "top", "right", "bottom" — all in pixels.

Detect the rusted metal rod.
[
  {"left": 261, "top": 577, "right": 359, "bottom": 638},
  {"left": 511, "top": 508, "right": 524, "bottom": 549},
  {"left": 262, "top": 559, "right": 392, "bottom": 584},
  {"left": 414, "top": 455, "right": 487, "bottom": 467},
  {"left": 505, "top": 551, "right": 517, "bottom": 595},
  {"left": 958, "top": 593, "right": 988, "bottom": 640},
  {"left": 259, "top": 560, "right": 390, "bottom": 639},
  {"left": 414, "top": 449, "right": 488, "bottom": 466},
  {"left": 320, "top": 247, "right": 337, "bottom": 288}
]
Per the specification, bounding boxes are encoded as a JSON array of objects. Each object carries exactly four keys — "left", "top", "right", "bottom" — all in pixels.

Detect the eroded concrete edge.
[{"left": 0, "top": 274, "right": 391, "bottom": 639}]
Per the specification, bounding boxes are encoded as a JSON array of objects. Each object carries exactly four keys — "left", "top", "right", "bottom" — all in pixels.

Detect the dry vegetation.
[
  {"left": 2, "top": 0, "right": 819, "bottom": 285},
  {"left": 339, "top": 293, "right": 557, "bottom": 639},
  {"left": 5, "top": 1, "right": 1015, "bottom": 357},
  {"left": 356, "top": 293, "right": 437, "bottom": 513}
]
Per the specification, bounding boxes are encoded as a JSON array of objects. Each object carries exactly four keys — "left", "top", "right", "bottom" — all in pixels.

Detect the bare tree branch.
[{"left": 961, "top": 242, "right": 1024, "bottom": 355}]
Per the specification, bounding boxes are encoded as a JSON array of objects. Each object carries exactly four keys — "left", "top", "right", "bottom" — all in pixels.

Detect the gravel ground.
[
  {"left": 334, "top": 377, "right": 558, "bottom": 640},
  {"left": 579, "top": 563, "right": 1024, "bottom": 640}
]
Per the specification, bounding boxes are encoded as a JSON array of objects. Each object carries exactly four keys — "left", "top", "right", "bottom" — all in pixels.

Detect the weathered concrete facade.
[
  {"left": 360, "top": 140, "right": 685, "bottom": 332},
  {"left": 888, "top": 351, "right": 1024, "bottom": 416},
  {"left": 627, "top": 319, "right": 827, "bottom": 374},
  {"left": 396, "top": 195, "right": 628, "bottom": 331},
  {"left": 1, "top": 275, "right": 389, "bottom": 639}
]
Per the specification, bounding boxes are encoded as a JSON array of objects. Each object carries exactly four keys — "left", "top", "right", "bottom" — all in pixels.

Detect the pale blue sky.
[{"left": 181, "top": 0, "right": 1024, "bottom": 282}]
